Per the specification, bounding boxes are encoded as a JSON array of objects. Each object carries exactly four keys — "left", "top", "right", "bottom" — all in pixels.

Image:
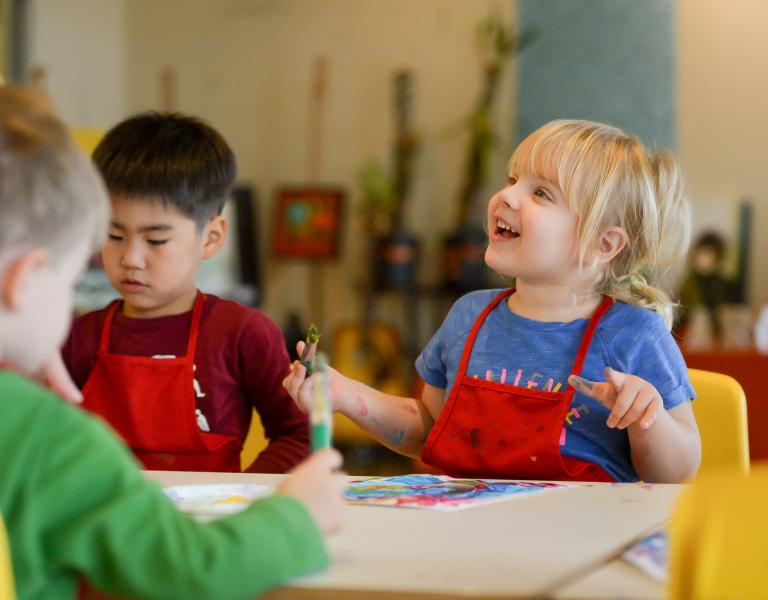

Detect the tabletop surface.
[{"left": 145, "top": 471, "right": 682, "bottom": 599}]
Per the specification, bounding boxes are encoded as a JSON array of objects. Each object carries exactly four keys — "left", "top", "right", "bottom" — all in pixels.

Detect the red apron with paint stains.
[
  {"left": 421, "top": 289, "right": 615, "bottom": 482},
  {"left": 81, "top": 292, "right": 242, "bottom": 472}
]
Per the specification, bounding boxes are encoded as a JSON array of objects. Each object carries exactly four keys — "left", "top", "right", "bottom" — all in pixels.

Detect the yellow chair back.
[
  {"left": 240, "top": 409, "right": 269, "bottom": 471},
  {"left": 688, "top": 368, "right": 750, "bottom": 475},
  {"left": 0, "top": 513, "right": 15, "bottom": 600},
  {"left": 670, "top": 462, "right": 768, "bottom": 599}
]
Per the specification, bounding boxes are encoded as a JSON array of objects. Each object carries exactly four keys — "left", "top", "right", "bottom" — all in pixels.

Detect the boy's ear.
[
  {"left": 1, "top": 248, "right": 47, "bottom": 311},
  {"left": 201, "top": 215, "right": 228, "bottom": 259},
  {"left": 594, "top": 226, "right": 629, "bottom": 265}
]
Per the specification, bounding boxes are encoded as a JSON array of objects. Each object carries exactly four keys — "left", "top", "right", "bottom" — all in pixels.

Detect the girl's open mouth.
[{"left": 495, "top": 219, "right": 520, "bottom": 239}]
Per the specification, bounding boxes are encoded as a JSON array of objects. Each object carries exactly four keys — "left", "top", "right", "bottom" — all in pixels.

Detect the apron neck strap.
[
  {"left": 455, "top": 290, "right": 614, "bottom": 381},
  {"left": 98, "top": 291, "right": 207, "bottom": 357},
  {"left": 456, "top": 289, "right": 515, "bottom": 378},
  {"left": 568, "top": 295, "right": 614, "bottom": 378}
]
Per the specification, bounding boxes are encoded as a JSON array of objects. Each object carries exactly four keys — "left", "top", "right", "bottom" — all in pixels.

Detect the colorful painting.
[
  {"left": 272, "top": 187, "right": 344, "bottom": 259},
  {"left": 344, "top": 474, "right": 564, "bottom": 511}
]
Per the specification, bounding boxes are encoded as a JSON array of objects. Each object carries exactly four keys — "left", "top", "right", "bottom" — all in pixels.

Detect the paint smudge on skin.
[
  {"left": 470, "top": 428, "right": 481, "bottom": 449},
  {"left": 398, "top": 403, "right": 418, "bottom": 416},
  {"left": 356, "top": 396, "right": 368, "bottom": 417},
  {"left": 572, "top": 375, "right": 593, "bottom": 391}
]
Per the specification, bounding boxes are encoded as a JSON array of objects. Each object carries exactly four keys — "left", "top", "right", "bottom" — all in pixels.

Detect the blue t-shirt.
[{"left": 415, "top": 289, "right": 695, "bottom": 482}]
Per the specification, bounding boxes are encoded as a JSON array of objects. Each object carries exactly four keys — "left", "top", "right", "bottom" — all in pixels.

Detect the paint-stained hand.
[
  {"left": 276, "top": 448, "right": 347, "bottom": 534},
  {"left": 568, "top": 368, "right": 664, "bottom": 430},
  {"left": 283, "top": 340, "right": 341, "bottom": 413}
]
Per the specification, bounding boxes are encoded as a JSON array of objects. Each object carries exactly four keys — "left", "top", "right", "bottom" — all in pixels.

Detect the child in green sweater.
[{"left": 0, "top": 85, "right": 345, "bottom": 599}]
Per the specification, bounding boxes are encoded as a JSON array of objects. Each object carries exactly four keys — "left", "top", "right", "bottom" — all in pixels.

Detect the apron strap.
[
  {"left": 97, "top": 292, "right": 206, "bottom": 357},
  {"left": 97, "top": 300, "right": 122, "bottom": 353},
  {"left": 568, "top": 295, "right": 614, "bottom": 378},
  {"left": 455, "top": 289, "right": 614, "bottom": 382},
  {"left": 184, "top": 291, "right": 206, "bottom": 359},
  {"left": 455, "top": 289, "right": 514, "bottom": 379}
]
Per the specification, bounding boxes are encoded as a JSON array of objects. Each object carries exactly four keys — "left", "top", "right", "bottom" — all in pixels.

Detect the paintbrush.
[
  {"left": 310, "top": 352, "right": 333, "bottom": 451},
  {"left": 300, "top": 322, "right": 320, "bottom": 375}
]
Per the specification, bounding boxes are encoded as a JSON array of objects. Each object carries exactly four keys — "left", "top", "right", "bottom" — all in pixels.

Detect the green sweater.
[{"left": 0, "top": 370, "right": 329, "bottom": 599}]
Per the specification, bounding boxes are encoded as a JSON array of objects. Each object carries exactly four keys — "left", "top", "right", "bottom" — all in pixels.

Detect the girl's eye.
[
  {"left": 107, "top": 234, "right": 123, "bottom": 242},
  {"left": 535, "top": 188, "right": 553, "bottom": 202},
  {"left": 507, "top": 176, "right": 518, "bottom": 186},
  {"left": 147, "top": 239, "right": 169, "bottom": 246}
]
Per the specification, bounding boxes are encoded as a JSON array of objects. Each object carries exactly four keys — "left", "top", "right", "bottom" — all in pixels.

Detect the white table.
[{"left": 145, "top": 471, "right": 682, "bottom": 599}]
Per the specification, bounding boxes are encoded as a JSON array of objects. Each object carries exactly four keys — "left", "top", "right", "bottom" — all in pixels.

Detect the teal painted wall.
[{"left": 517, "top": 0, "right": 675, "bottom": 148}]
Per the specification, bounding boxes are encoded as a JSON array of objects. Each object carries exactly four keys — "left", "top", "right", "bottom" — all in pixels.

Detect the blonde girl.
[{"left": 285, "top": 119, "right": 700, "bottom": 483}]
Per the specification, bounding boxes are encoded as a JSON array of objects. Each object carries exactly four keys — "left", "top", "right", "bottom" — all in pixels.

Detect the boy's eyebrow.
[{"left": 110, "top": 220, "right": 174, "bottom": 233}]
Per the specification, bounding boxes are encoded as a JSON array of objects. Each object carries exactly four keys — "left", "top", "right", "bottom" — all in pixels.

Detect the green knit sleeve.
[{"left": 26, "top": 390, "right": 329, "bottom": 599}]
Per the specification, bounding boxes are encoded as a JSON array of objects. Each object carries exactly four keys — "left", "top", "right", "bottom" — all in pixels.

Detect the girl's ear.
[
  {"left": 594, "top": 226, "right": 629, "bottom": 265},
  {"left": 1, "top": 248, "right": 47, "bottom": 311},
  {"left": 201, "top": 215, "right": 228, "bottom": 259}
]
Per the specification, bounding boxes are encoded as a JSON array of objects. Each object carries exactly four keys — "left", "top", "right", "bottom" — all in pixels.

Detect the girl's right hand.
[
  {"left": 276, "top": 448, "right": 347, "bottom": 534},
  {"left": 283, "top": 340, "right": 344, "bottom": 413}
]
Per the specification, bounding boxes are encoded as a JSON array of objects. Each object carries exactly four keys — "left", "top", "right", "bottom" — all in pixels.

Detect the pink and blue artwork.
[{"left": 344, "top": 474, "right": 565, "bottom": 511}]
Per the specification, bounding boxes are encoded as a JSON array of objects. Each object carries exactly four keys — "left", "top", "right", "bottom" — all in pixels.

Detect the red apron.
[
  {"left": 81, "top": 292, "right": 242, "bottom": 472},
  {"left": 422, "top": 289, "right": 615, "bottom": 482}
]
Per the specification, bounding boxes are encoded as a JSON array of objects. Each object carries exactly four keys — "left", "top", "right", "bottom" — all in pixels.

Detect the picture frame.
[{"left": 272, "top": 186, "right": 344, "bottom": 259}]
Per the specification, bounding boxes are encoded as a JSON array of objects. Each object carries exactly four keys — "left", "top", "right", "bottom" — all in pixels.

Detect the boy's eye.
[
  {"left": 507, "top": 176, "right": 518, "bottom": 186},
  {"left": 535, "top": 188, "right": 553, "bottom": 202},
  {"left": 147, "top": 239, "right": 169, "bottom": 246},
  {"left": 107, "top": 234, "right": 123, "bottom": 242}
]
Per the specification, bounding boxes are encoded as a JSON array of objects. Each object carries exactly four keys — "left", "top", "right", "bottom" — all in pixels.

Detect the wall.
[
  {"left": 517, "top": 0, "right": 675, "bottom": 148},
  {"left": 26, "top": 0, "right": 125, "bottom": 127},
  {"left": 678, "top": 0, "right": 768, "bottom": 307},
  {"left": 123, "top": 0, "right": 518, "bottom": 338}
]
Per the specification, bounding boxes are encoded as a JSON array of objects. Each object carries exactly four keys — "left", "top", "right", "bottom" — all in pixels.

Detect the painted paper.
[{"left": 344, "top": 474, "right": 565, "bottom": 511}]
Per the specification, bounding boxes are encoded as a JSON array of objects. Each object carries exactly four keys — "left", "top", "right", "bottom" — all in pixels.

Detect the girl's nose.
[{"left": 498, "top": 185, "right": 520, "bottom": 210}]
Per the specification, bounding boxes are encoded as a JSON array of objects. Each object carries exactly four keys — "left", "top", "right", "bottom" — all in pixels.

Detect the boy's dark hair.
[{"left": 93, "top": 112, "right": 237, "bottom": 227}]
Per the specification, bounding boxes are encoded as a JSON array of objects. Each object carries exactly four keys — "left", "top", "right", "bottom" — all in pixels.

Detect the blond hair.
[
  {"left": 510, "top": 119, "right": 691, "bottom": 329},
  {"left": 0, "top": 86, "right": 108, "bottom": 264}
]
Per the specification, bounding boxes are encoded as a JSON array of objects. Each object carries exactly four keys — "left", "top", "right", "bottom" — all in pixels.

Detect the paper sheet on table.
[{"left": 164, "top": 483, "right": 273, "bottom": 518}]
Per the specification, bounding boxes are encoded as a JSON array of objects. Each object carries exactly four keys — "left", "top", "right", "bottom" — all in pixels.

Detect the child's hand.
[
  {"left": 42, "top": 352, "right": 82, "bottom": 403},
  {"left": 276, "top": 448, "right": 346, "bottom": 535},
  {"left": 568, "top": 367, "right": 664, "bottom": 430},
  {"left": 283, "top": 341, "right": 341, "bottom": 413}
]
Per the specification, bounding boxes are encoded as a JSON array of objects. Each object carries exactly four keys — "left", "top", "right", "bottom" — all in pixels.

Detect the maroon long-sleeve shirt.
[{"left": 62, "top": 294, "right": 309, "bottom": 473}]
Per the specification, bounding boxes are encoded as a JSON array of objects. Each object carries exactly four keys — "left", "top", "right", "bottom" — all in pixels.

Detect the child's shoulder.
[
  {"left": 599, "top": 301, "right": 673, "bottom": 349},
  {"left": 0, "top": 370, "right": 96, "bottom": 440},
  {"left": 603, "top": 300, "right": 668, "bottom": 331},
  {"left": 201, "top": 294, "right": 283, "bottom": 338}
]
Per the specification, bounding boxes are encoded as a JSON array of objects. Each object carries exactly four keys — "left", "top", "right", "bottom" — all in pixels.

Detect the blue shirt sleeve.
[{"left": 598, "top": 306, "right": 695, "bottom": 410}]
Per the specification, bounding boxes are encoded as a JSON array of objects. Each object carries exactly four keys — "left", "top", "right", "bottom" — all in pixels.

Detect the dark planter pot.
[
  {"left": 372, "top": 231, "right": 420, "bottom": 290},
  {"left": 442, "top": 225, "right": 488, "bottom": 292}
]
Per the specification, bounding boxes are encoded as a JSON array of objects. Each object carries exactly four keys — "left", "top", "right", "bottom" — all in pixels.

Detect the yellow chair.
[
  {"left": 0, "top": 513, "right": 15, "bottom": 600},
  {"left": 240, "top": 409, "right": 269, "bottom": 471},
  {"left": 669, "top": 462, "right": 768, "bottom": 599},
  {"left": 688, "top": 368, "right": 750, "bottom": 476}
]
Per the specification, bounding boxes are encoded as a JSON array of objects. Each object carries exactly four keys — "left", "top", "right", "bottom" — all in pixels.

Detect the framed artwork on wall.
[{"left": 272, "top": 186, "right": 344, "bottom": 259}]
